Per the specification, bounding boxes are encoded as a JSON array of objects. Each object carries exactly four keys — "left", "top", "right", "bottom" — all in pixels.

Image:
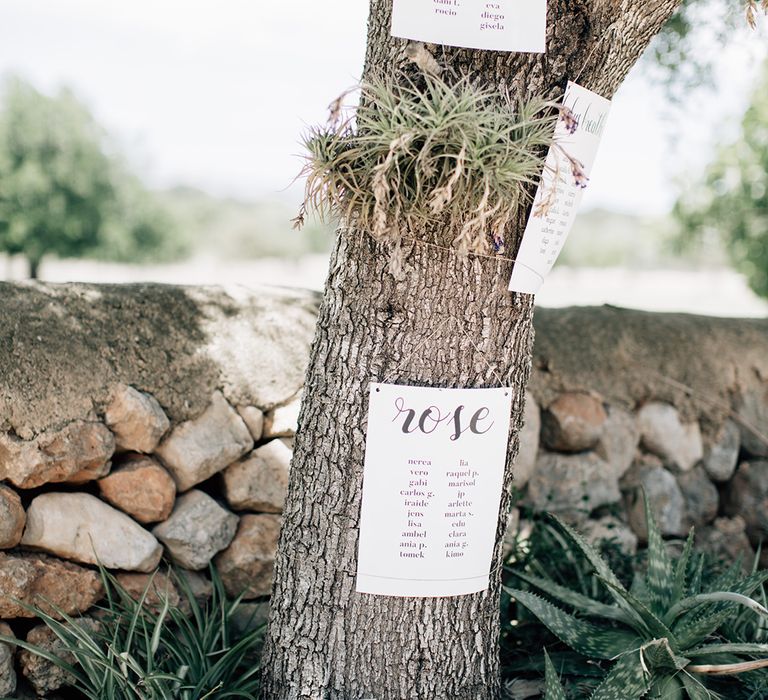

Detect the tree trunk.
[
  {"left": 262, "top": 1, "right": 682, "bottom": 697},
  {"left": 28, "top": 256, "right": 41, "bottom": 280}
]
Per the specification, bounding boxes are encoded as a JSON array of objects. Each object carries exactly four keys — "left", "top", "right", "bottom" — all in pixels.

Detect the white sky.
[{"left": 0, "top": 0, "right": 765, "bottom": 215}]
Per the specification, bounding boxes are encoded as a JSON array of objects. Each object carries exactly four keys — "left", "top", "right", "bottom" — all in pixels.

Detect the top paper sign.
[{"left": 391, "top": 0, "right": 546, "bottom": 54}]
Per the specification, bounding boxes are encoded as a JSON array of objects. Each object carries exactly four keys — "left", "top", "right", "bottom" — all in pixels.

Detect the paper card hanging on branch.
[
  {"left": 508, "top": 81, "right": 612, "bottom": 294},
  {"left": 391, "top": 0, "right": 546, "bottom": 54},
  {"left": 356, "top": 382, "right": 512, "bottom": 598}
]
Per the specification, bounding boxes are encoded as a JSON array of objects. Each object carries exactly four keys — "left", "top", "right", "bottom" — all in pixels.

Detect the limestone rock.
[
  {"left": 736, "top": 385, "right": 768, "bottom": 458},
  {"left": 703, "top": 420, "right": 741, "bottom": 482},
  {"left": 582, "top": 516, "right": 638, "bottom": 556},
  {"left": 596, "top": 406, "right": 640, "bottom": 479},
  {"left": 0, "top": 552, "right": 103, "bottom": 619},
  {"left": 263, "top": 392, "right": 302, "bottom": 438},
  {"left": 512, "top": 392, "right": 539, "bottom": 488},
  {"left": 105, "top": 384, "right": 170, "bottom": 453},
  {"left": 625, "top": 465, "right": 685, "bottom": 540},
  {"left": 222, "top": 440, "right": 292, "bottom": 513},
  {"left": 698, "top": 516, "right": 755, "bottom": 571},
  {"left": 723, "top": 461, "right": 768, "bottom": 545},
  {"left": 155, "top": 391, "right": 254, "bottom": 491},
  {"left": 152, "top": 490, "right": 239, "bottom": 570},
  {"left": 678, "top": 466, "right": 719, "bottom": 530},
  {"left": 176, "top": 569, "right": 214, "bottom": 604},
  {"left": 0, "top": 622, "right": 16, "bottom": 698},
  {"left": 21, "top": 493, "right": 162, "bottom": 572},
  {"left": 215, "top": 514, "right": 281, "bottom": 598},
  {"left": 237, "top": 405, "right": 265, "bottom": 441},
  {"left": 98, "top": 454, "right": 176, "bottom": 524},
  {"left": 0, "top": 421, "right": 115, "bottom": 489},
  {"left": 115, "top": 571, "right": 181, "bottom": 611},
  {"left": 540, "top": 392, "right": 607, "bottom": 453},
  {"left": 637, "top": 402, "right": 703, "bottom": 472},
  {"left": 20, "top": 620, "right": 99, "bottom": 695},
  {"left": 526, "top": 451, "right": 620, "bottom": 522},
  {"left": 0, "top": 484, "right": 25, "bottom": 548}
]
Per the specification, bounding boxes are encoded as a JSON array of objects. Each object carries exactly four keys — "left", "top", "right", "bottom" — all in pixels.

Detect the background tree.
[
  {"left": 257, "top": 0, "right": 743, "bottom": 698},
  {"left": 0, "top": 76, "right": 185, "bottom": 278},
  {"left": 675, "top": 58, "right": 768, "bottom": 298}
]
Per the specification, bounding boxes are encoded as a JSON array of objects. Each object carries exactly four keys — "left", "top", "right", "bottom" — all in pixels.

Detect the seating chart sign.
[
  {"left": 391, "top": 0, "right": 546, "bottom": 54},
  {"left": 508, "top": 81, "right": 612, "bottom": 294},
  {"left": 356, "top": 382, "right": 512, "bottom": 597}
]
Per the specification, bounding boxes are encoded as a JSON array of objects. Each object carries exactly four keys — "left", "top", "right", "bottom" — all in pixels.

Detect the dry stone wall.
[{"left": 1, "top": 283, "right": 768, "bottom": 697}]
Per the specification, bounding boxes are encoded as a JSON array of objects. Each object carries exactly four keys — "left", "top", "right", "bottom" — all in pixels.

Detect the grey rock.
[
  {"left": 637, "top": 402, "right": 703, "bottom": 472},
  {"left": 0, "top": 623, "right": 15, "bottom": 698},
  {"left": 582, "top": 516, "right": 638, "bottom": 555},
  {"left": 596, "top": 405, "right": 640, "bottom": 479},
  {"left": 736, "top": 386, "right": 768, "bottom": 457},
  {"left": 502, "top": 507, "right": 521, "bottom": 560},
  {"left": 540, "top": 392, "right": 607, "bottom": 453},
  {"left": 527, "top": 451, "right": 620, "bottom": 522},
  {"left": 0, "top": 552, "right": 103, "bottom": 620},
  {"left": 155, "top": 391, "right": 254, "bottom": 491},
  {"left": 626, "top": 465, "right": 685, "bottom": 540},
  {"left": 0, "top": 484, "right": 25, "bottom": 549},
  {"left": 236, "top": 405, "right": 265, "bottom": 442},
  {"left": 678, "top": 466, "right": 719, "bottom": 530},
  {"left": 703, "top": 420, "right": 741, "bottom": 482},
  {"left": 263, "top": 392, "right": 302, "bottom": 438},
  {"left": 698, "top": 516, "right": 755, "bottom": 572},
  {"left": 723, "top": 461, "right": 768, "bottom": 545},
  {"left": 512, "top": 392, "right": 539, "bottom": 488},
  {"left": 21, "top": 492, "right": 162, "bottom": 572},
  {"left": 105, "top": 384, "right": 170, "bottom": 453},
  {"left": 215, "top": 514, "right": 281, "bottom": 598},
  {"left": 222, "top": 439, "right": 292, "bottom": 513},
  {"left": 0, "top": 421, "right": 115, "bottom": 489},
  {"left": 153, "top": 490, "right": 239, "bottom": 570}
]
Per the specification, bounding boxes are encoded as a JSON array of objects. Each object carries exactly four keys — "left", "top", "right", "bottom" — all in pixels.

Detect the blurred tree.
[
  {"left": 0, "top": 76, "right": 186, "bottom": 278},
  {"left": 675, "top": 59, "right": 768, "bottom": 297}
]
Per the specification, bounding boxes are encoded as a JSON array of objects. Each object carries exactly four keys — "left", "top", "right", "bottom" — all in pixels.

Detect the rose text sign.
[
  {"left": 356, "top": 383, "right": 512, "bottom": 597},
  {"left": 508, "top": 81, "right": 611, "bottom": 294},
  {"left": 391, "top": 0, "right": 546, "bottom": 54}
]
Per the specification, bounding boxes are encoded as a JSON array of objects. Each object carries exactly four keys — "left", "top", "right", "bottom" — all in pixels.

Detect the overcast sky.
[{"left": 0, "top": 0, "right": 765, "bottom": 215}]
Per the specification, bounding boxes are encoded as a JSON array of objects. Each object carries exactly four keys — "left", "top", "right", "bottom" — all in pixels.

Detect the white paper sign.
[
  {"left": 508, "top": 81, "right": 611, "bottom": 294},
  {"left": 356, "top": 382, "right": 512, "bottom": 597},
  {"left": 391, "top": 0, "right": 546, "bottom": 54}
]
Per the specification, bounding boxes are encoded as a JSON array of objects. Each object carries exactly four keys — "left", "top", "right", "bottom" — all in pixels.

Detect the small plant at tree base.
[
  {"left": 295, "top": 71, "right": 558, "bottom": 262},
  {"left": 0, "top": 565, "right": 265, "bottom": 700},
  {"left": 504, "top": 493, "right": 768, "bottom": 699}
]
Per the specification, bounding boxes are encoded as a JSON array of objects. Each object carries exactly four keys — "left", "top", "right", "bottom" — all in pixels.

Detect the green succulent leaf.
[
  {"left": 679, "top": 672, "right": 718, "bottom": 700},
  {"left": 512, "top": 570, "right": 632, "bottom": 624},
  {"left": 666, "top": 592, "right": 768, "bottom": 627},
  {"left": 642, "top": 489, "right": 674, "bottom": 616},
  {"left": 599, "top": 577, "right": 677, "bottom": 646},
  {"left": 673, "top": 529, "right": 695, "bottom": 604},
  {"left": 544, "top": 649, "right": 567, "bottom": 700},
  {"left": 505, "top": 587, "right": 642, "bottom": 660},
  {"left": 687, "top": 642, "right": 768, "bottom": 658},
  {"left": 589, "top": 649, "right": 650, "bottom": 700}
]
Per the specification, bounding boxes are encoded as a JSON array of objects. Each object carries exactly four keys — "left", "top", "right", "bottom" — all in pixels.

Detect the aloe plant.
[{"left": 506, "top": 494, "right": 768, "bottom": 699}]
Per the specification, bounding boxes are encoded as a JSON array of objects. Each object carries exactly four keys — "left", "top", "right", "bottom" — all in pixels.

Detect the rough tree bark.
[{"left": 262, "top": 1, "right": 682, "bottom": 697}]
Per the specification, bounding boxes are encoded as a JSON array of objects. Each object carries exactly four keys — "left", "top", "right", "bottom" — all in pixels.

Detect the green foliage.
[
  {"left": 297, "top": 72, "right": 557, "bottom": 259},
  {"left": 504, "top": 494, "right": 768, "bottom": 699},
  {"left": 674, "top": 60, "right": 768, "bottom": 299},
  {"left": 0, "top": 76, "right": 186, "bottom": 277},
  {"left": 0, "top": 566, "right": 264, "bottom": 699}
]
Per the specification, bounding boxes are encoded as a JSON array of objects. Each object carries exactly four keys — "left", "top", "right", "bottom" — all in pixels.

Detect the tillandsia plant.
[
  {"left": 504, "top": 494, "right": 768, "bottom": 699},
  {"left": 294, "top": 70, "right": 560, "bottom": 262},
  {"left": 0, "top": 565, "right": 265, "bottom": 700}
]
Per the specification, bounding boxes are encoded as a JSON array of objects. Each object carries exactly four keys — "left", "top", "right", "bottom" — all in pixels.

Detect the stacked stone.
[
  {"left": 0, "top": 383, "right": 299, "bottom": 697},
  {"left": 508, "top": 385, "right": 768, "bottom": 568}
]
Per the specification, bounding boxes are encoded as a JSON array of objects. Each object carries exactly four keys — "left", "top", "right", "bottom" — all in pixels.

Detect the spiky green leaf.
[
  {"left": 688, "top": 643, "right": 768, "bottom": 658},
  {"left": 642, "top": 489, "right": 674, "bottom": 615},
  {"left": 506, "top": 587, "right": 642, "bottom": 660},
  {"left": 544, "top": 649, "right": 567, "bottom": 700},
  {"left": 589, "top": 649, "right": 649, "bottom": 700},
  {"left": 673, "top": 529, "right": 695, "bottom": 604},
  {"left": 599, "top": 577, "right": 677, "bottom": 646},
  {"left": 512, "top": 570, "right": 632, "bottom": 624},
  {"left": 680, "top": 672, "right": 719, "bottom": 700}
]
